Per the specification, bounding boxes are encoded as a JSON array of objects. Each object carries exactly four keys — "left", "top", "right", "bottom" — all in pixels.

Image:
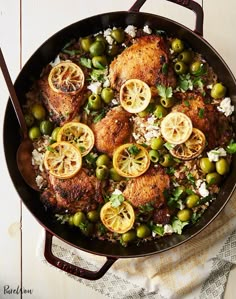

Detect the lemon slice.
[
  {"left": 113, "top": 143, "right": 150, "bottom": 178},
  {"left": 44, "top": 141, "right": 82, "bottom": 179},
  {"left": 170, "top": 128, "right": 206, "bottom": 160},
  {"left": 57, "top": 122, "right": 94, "bottom": 156},
  {"left": 100, "top": 201, "right": 135, "bottom": 234},
  {"left": 120, "top": 79, "right": 151, "bottom": 113},
  {"left": 160, "top": 112, "right": 193, "bottom": 144},
  {"left": 48, "top": 61, "right": 84, "bottom": 94}
]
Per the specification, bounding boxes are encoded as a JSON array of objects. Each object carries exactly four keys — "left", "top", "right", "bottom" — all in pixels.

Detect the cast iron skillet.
[{"left": 3, "top": 0, "right": 236, "bottom": 280}]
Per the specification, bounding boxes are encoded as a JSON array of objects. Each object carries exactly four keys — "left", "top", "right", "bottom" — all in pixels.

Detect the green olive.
[
  {"left": 92, "top": 55, "right": 108, "bottom": 69},
  {"left": 216, "top": 158, "right": 230, "bottom": 175},
  {"left": 111, "top": 28, "right": 125, "bottom": 43},
  {"left": 101, "top": 87, "right": 114, "bottom": 104},
  {"left": 190, "top": 61, "right": 206, "bottom": 76},
  {"left": 122, "top": 230, "right": 136, "bottom": 243},
  {"left": 160, "top": 154, "right": 173, "bottom": 167},
  {"left": 178, "top": 50, "right": 193, "bottom": 64},
  {"left": 200, "top": 157, "right": 215, "bottom": 174},
  {"left": 211, "top": 83, "right": 227, "bottom": 99},
  {"left": 148, "top": 149, "right": 160, "bottom": 163},
  {"left": 39, "top": 120, "right": 54, "bottom": 135},
  {"left": 206, "top": 172, "right": 222, "bottom": 185},
  {"left": 80, "top": 36, "right": 93, "bottom": 52},
  {"left": 136, "top": 224, "right": 151, "bottom": 239},
  {"left": 174, "top": 61, "right": 188, "bottom": 74},
  {"left": 68, "top": 216, "right": 74, "bottom": 226},
  {"left": 177, "top": 209, "right": 192, "bottom": 222},
  {"left": 87, "top": 210, "right": 100, "bottom": 223},
  {"left": 153, "top": 104, "right": 168, "bottom": 119},
  {"left": 186, "top": 194, "right": 200, "bottom": 208},
  {"left": 160, "top": 97, "right": 176, "bottom": 108},
  {"left": 171, "top": 38, "right": 184, "bottom": 53},
  {"left": 73, "top": 211, "right": 86, "bottom": 227},
  {"left": 96, "top": 154, "right": 110, "bottom": 167},
  {"left": 28, "top": 126, "right": 41, "bottom": 140},
  {"left": 24, "top": 114, "right": 34, "bottom": 127},
  {"left": 107, "top": 44, "right": 119, "bottom": 56},
  {"left": 109, "top": 168, "right": 123, "bottom": 182},
  {"left": 96, "top": 165, "right": 109, "bottom": 180},
  {"left": 151, "top": 137, "right": 165, "bottom": 150},
  {"left": 51, "top": 127, "right": 61, "bottom": 141},
  {"left": 88, "top": 94, "right": 102, "bottom": 110},
  {"left": 89, "top": 41, "right": 105, "bottom": 56},
  {"left": 95, "top": 34, "right": 106, "bottom": 44},
  {"left": 31, "top": 103, "right": 46, "bottom": 120}
]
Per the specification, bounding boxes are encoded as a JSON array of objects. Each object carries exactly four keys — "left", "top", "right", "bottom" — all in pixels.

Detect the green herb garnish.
[
  {"left": 172, "top": 218, "right": 189, "bottom": 234},
  {"left": 109, "top": 192, "right": 125, "bottom": 208},
  {"left": 157, "top": 84, "right": 173, "bottom": 99},
  {"left": 80, "top": 57, "right": 92, "bottom": 68},
  {"left": 227, "top": 140, "right": 236, "bottom": 154},
  {"left": 198, "top": 108, "right": 205, "bottom": 119},
  {"left": 128, "top": 145, "right": 140, "bottom": 155}
]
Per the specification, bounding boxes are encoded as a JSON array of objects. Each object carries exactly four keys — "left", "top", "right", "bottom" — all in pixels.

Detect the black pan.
[{"left": 3, "top": 0, "right": 236, "bottom": 280}]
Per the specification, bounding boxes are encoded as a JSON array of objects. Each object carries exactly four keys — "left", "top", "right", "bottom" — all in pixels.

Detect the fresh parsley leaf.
[
  {"left": 172, "top": 218, "right": 189, "bottom": 234},
  {"left": 162, "top": 63, "right": 169, "bottom": 75},
  {"left": 80, "top": 57, "right": 92, "bottom": 68},
  {"left": 128, "top": 145, "right": 140, "bottom": 155},
  {"left": 178, "top": 74, "right": 193, "bottom": 92},
  {"left": 55, "top": 214, "right": 70, "bottom": 224},
  {"left": 157, "top": 85, "right": 173, "bottom": 99},
  {"left": 92, "top": 109, "right": 106, "bottom": 123},
  {"left": 227, "top": 140, "right": 236, "bottom": 154},
  {"left": 198, "top": 108, "right": 205, "bottom": 119},
  {"left": 139, "top": 203, "right": 154, "bottom": 213},
  {"left": 46, "top": 145, "right": 56, "bottom": 153},
  {"left": 187, "top": 173, "right": 195, "bottom": 185},
  {"left": 184, "top": 100, "right": 190, "bottom": 107},
  {"left": 62, "top": 49, "right": 81, "bottom": 56},
  {"left": 109, "top": 192, "right": 125, "bottom": 208},
  {"left": 152, "top": 225, "right": 164, "bottom": 236},
  {"left": 164, "top": 142, "right": 175, "bottom": 151},
  {"left": 191, "top": 211, "right": 203, "bottom": 224},
  {"left": 90, "top": 69, "right": 106, "bottom": 82}
]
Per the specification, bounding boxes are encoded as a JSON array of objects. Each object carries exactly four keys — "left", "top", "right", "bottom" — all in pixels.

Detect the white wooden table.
[{"left": 0, "top": 1, "right": 236, "bottom": 298}]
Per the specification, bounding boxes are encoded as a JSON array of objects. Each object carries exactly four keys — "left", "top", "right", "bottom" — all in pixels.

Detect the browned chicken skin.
[
  {"left": 38, "top": 69, "right": 86, "bottom": 126},
  {"left": 91, "top": 106, "right": 133, "bottom": 157},
  {"left": 40, "top": 168, "right": 103, "bottom": 213},
  {"left": 109, "top": 35, "right": 176, "bottom": 90},
  {"left": 173, "top": 92, "right": 233, "bottom": 149},
  {"left": 123, "top": 167, "right": 170, "bottom": 208}
]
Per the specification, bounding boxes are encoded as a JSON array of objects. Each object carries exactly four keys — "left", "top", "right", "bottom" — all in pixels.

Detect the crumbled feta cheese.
[
  {"left": 103, "top": 28, "right": 112, "bottom": 37},
  {"left": 32, "top": 149, "right": 44, "bottom": 172},
  {"left": 125, "top": 25, "right": 137, "bottom": 38},
  {"left": 207, "top": 84, "right": 213, "bottom": 90},
  {"left": 207, "top": 147, "right": 227, "bottom": 162},
  {"left": 111, "top": 98, "right": 119, "bottom": 106},
  {"left": 87, "top": 82, "right": 102, "bottom": 94},
  {"left": 143, "top": 25, "right": 152, "bottom": 34},
  {"left": 105, "top": 35, "right": 114, "bottom": 45},
  {"left": 50, "top": 55, "right": 61, "bottom": 67},
  {"left": 112, "top": 189, "right": 123, "bottom": 195},
  {"left": 196, "top": 180, "right": 209, "bottom": 197},
  {"left": 217, "top": 97, "right": 234, "bottom": 117},
  {"left": 35, "top": 175, "right": 44, "bottom": 188},
  {"left": 164, "top": 224, "right": 174, "bottom": 234},
  {"left": 103, "top": 78, "right": 110, "bottom": 88}
]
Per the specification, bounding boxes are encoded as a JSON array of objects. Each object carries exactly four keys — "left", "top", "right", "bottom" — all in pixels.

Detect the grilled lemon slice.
[
  {"left": 100, "top": 201, "right": 135, "bottom": 234},
  {"left": 48, "top": 61, "right": 84, "bottom": 94},
  {"left": 44, "top": 141, "right": 82, "bottom": 179}
]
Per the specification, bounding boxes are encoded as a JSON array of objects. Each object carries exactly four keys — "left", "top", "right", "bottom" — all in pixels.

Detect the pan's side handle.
[
  {"left": 129, "top": 0, "right": 203, "bottom": 36},
  {"left": 44, "top": 230, "right": 117, "bottom": 280}
]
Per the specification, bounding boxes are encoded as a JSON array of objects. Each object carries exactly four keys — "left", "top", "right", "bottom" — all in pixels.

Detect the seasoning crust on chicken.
[
  {"left": 40, "top": 168, "right": 103, "bottom": 214},
  {"left": 91, "top": 106, "right": 133, "bottom": 157},
  {"left": 109, "top": 35, "right": 176, "bottom": 91},
  {"left": 123, "top": 167, "right": 170, "bottom": 207},
  {"left": 38, "top": 69, "right": 86, "bottom": 126}
]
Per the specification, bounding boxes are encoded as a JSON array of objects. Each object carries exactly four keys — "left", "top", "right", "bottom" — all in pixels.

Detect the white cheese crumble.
[
  {"left": 177, "top": 200, "right": 185, "bottom": 210},
  {"left": 32, "top": 149, "right": 44, "bottom": 172},
  {"left": 103, "top": 78, "right": 111, "bottom": 88},
  {"left": 50, "top": 55, "right": 61, "bottom": 67},
  {"left": 143, "top": 25, "right": 152, "bottom": 34},
  {"left": 103, "top": 28, "right": 112, "bottom": 37},
  {"left": 35, "top": 175, "right": 44, "bottom": 188},
  {"left": 105, "top": 35, "right": 114, "bottom": 45},
  {"left": 196, "top": 180, "right": 209, "bottom": 197},
  {"left": 217, "top": 97, "right": 234, "bottom": 117},
  {"left": 125, "top": 25, "right": 137, "bottom": 38},
  {"left": 112, "top": 189, "right": 123, "bottom": 195},
  {"left": 207, "top": 147, "right": 227, "bottom": 162},
  {"left": 164, "top": 224, "right": 174, "bottom": 234},
  {"left": 87, "top": 81, "right": 102, "bottom": 94}
]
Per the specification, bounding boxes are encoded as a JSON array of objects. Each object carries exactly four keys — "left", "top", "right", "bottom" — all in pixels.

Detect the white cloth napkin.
[{"left": 37, "top": 190, "right": 236, "bottom": 299}]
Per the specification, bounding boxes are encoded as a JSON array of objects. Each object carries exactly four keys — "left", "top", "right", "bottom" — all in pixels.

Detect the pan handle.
[
  {"left": 129, "top": 0, "right": 204, "bottom": 36},
  {"left": 44, "top": 230, "right": 117, "bottom": 280}
]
